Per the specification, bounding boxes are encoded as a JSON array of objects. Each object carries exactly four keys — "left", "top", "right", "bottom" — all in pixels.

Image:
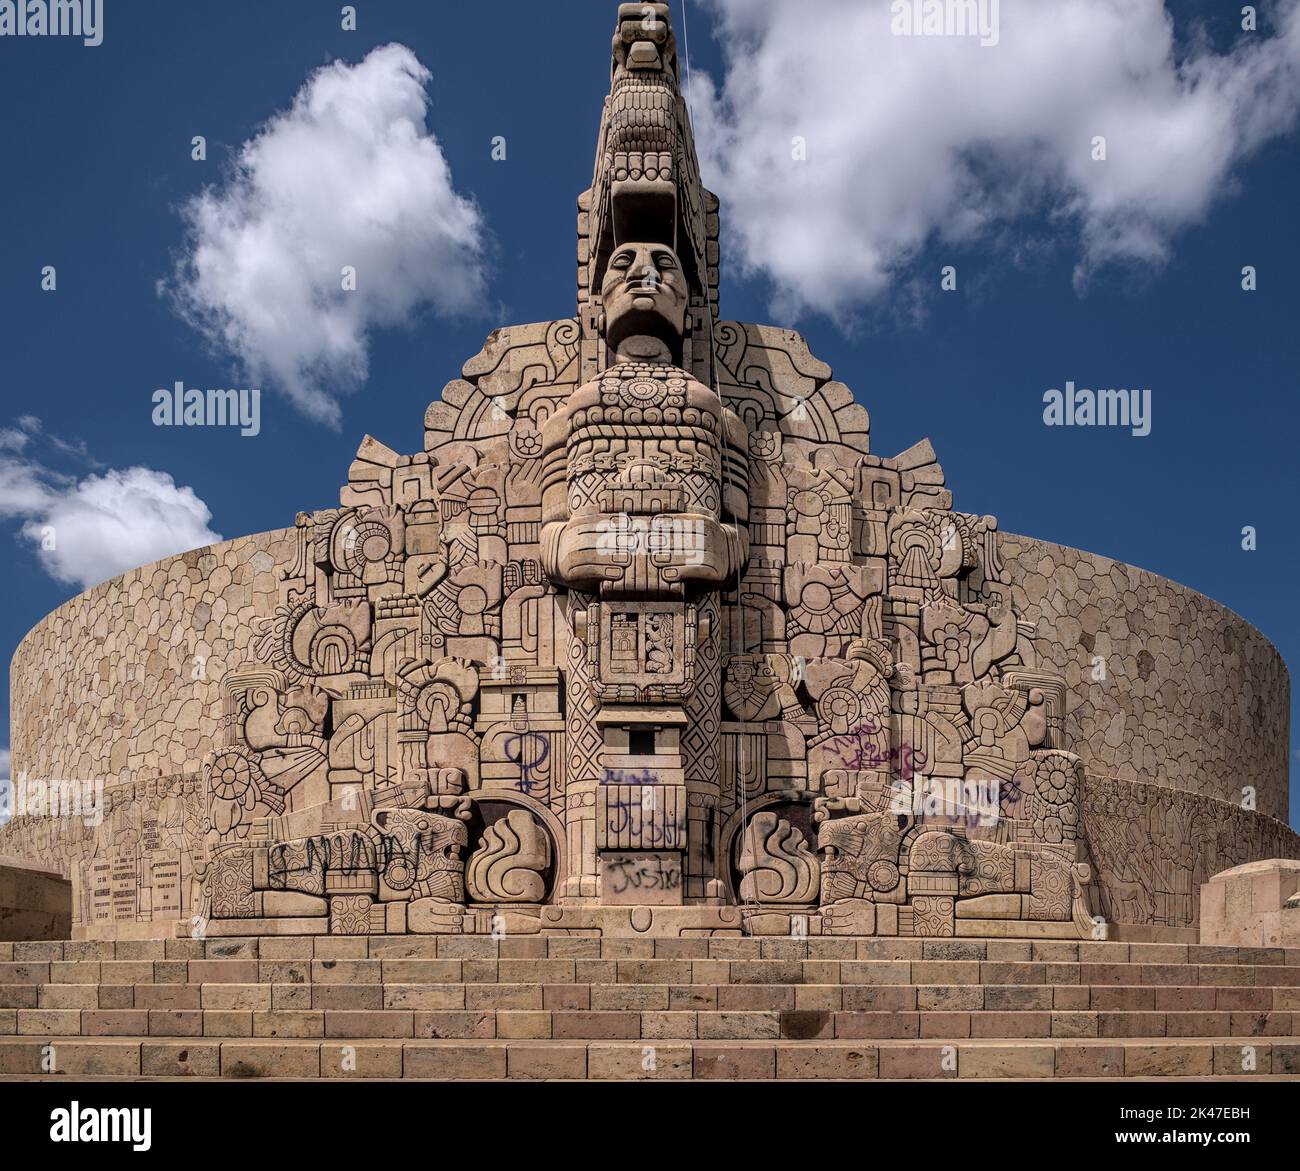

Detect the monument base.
[
  {"left": 0, "top": 857, "right": 71, "bottom": 942},
  {"left": 1200, "top": 859, "right": 1300, "bottom": 948},
  {"left": 184, "top": 904, "right": 1122, "bottom": 940}
]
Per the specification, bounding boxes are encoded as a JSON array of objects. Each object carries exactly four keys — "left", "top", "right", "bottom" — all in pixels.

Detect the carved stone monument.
[{"left": 2, "top": 3, "right": 1297, "bottom": 946}]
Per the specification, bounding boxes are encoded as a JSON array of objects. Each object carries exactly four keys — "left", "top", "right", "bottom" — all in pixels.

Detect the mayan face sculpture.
[{"left": 600, "top": 241, "right": 689, "bottom": 360}]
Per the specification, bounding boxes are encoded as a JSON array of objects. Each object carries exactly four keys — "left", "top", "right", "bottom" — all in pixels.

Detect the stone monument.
[{"left": 2, "top": 3, "right": 1297, "bottom": 949}]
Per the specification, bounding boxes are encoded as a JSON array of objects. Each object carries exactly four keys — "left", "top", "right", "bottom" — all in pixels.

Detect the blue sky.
[{"left": 1, "top": 0, "right": 1298, "bottom": 822}]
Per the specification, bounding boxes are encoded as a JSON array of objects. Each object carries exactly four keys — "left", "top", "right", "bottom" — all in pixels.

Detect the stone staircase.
[{"left": 1, "top": 935, "right": 1297, "bottom": 1079}]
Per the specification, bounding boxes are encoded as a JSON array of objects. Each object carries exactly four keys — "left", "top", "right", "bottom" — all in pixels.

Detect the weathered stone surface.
[
  {"left": 1200, "top": 860, "right": 1300, "bottom": 948},
  {"left": 0, "top": 930, "right": 1295, "bottom": 1079},
  {"left": 0, "top": 858, "right": 71, "bottom": 942}
]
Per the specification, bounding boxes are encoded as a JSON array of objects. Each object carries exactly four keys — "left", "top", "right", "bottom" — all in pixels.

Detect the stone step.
[
  {"left": 0, "top": 1036, "right": 1295, "bottom": 1080},
  {"left": 6, "top": 938, "right": 1299, "bottom": 964},
  {"left": 2, "top": 959, "right": 1297, "bottom": 987},
  {"left": 1, "top": 1005, "right": 1295, "bottom": 1041},
  {"left": 2, "top": 982, "right": 1297, "bottom": 1014},
  {"left": 3, "top": 937, "right": 1291, "bottom": 1078}
]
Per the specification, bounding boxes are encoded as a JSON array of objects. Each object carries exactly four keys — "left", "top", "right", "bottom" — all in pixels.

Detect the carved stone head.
[{"left": 601, "top": 241, "right": 688, "bottom": 359}]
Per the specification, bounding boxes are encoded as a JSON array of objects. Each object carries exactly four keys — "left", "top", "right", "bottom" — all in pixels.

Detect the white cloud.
[
  {"left": 0, "top": 449, "right": 221, "bottom": 591},
  {"left": 0, "top": 414, "right": 41, "bottom": 453},
  {"left": 690, "top": 0, "right": 1300, "bottom": 321},
  {"left": 0, "top": 747, "right": 9, "bottom": 827},
  {"left": 165, "top": 43, "right": 488, "bottom": 426}
]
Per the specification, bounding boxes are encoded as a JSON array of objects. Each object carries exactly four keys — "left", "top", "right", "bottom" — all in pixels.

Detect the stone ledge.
[
  {"left": 0, "top": 1037, "right": 1293, "bottom": 1080},
  {"left": 1201, "top": 860, "right": 1300, "bottom": 948},
  {"left": 7, "top": 935, "right": 1300, "bottom": 963},
  {"left": 0, "top": 860, "right": 71, "bottom": 943}
]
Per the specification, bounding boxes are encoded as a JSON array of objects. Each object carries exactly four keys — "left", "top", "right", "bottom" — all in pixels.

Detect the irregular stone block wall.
[
  {"left": 8, "top": 528, "right": 293, "bottom": 782},
  {"left": 2, "top": 530, "right": 292, "bottom": 939},
  {"left": 1000, "top": 534, "right": 1289, "bottom": 821}
]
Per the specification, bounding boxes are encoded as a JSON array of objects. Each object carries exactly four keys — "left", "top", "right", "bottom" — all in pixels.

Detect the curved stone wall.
[
  {"left": 10, "top": 528, "right": 1287, "bottom": 822},
  {"left": 999, "top": 533, "right": 1290, "bottom": 821},
  {"left": 0, "top": 522, "right": 1294, "bottom": 938},
  {"left": 8, "top": 528, "right": 293, "bottom": 785}
]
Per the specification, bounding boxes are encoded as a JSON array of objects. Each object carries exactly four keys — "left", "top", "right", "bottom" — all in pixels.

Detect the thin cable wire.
[{"left": 679, "top": 0, "right": 693, "bottom": 110}]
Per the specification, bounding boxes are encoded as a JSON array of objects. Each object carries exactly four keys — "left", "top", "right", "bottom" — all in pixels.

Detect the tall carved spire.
[{"left": 577, "top": 3, "right": 720, "bottom": 385}]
